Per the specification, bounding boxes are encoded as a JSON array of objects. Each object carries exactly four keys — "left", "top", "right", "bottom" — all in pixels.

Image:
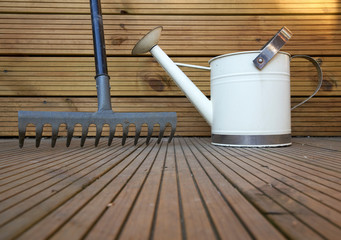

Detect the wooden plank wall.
[{"left": 0, "top": 0, "right": 340, "bottom": 137}]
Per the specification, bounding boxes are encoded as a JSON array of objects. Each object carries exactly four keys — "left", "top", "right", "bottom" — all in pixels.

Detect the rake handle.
[
  {"left": 90, "top": 0, "right": 108, "bottom": 77},
  {"left": 90, "top": 0, "right": 112, "bottom": 111}
]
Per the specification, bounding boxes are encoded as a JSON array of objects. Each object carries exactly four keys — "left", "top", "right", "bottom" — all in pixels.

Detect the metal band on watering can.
[{"left": 212, "top": 134, "right": 292, "bottom": 147}]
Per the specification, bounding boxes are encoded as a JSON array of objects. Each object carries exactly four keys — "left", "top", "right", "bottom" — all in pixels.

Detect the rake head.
[
  {"left": 18, "top": 110, "right": 177, "bottom": 148},
  {"left": 17, "top": 0, "right": 178, "bottom": 148}
]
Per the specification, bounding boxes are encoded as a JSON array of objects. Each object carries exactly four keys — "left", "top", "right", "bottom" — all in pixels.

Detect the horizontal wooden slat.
[
  {"left": 0, "top": 0, "right": 339, "bottom": 14},
  {"left": 0, "top": 97, "right": 340, "bottom": 137},
  {"left": 0, "top": 14, "right": 340, "bottom": 55},
  {"left": 0, "top": 56, "right": 338, "bottom": 96}
]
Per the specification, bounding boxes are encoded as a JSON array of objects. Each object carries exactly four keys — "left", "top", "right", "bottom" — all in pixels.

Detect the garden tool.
[
  {"left": 18, "top": 0, "right": 177, "bottom": 148},
  {"left": 132, "top": 26, "right": 322, "bottom": 147}
]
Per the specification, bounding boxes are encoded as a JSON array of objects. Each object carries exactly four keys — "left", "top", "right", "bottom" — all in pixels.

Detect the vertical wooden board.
[
  {"left": 152, "top": 141, "right": 182, "bottom": 240},
  {"left": 118, "top": 142, "right": 168, "bottom": 239},
  {"left": 194, "top": 138, "right": 323, "bottom": 239},
  {"left": 188, "top": 138, "right": 285, "bottom": 240},
  {"left": 81, "top": 141, "right": 161, "bottom": 239},
  {"left": 173, "top": 138, "right": 217, "bottom": 240},
  {"left": 48, "top": 141, "right": 155, "bottom": 240},
  {"left": 0, "top": 139, "right": 133, "bottom": 240},
  {"left": 179, "top": 138, "right": 252, "bottom": 240},
  {"left": 17, "top": 139, "right": 150, "bottom": 240}
]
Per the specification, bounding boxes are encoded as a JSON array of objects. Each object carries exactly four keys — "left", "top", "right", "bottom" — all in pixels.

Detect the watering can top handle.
[
  {"left": 254, "top": 26, "right": 293, "bottom": 70},
  {"left": 290, "top": 55, "right": 323, "bottom": 110}
]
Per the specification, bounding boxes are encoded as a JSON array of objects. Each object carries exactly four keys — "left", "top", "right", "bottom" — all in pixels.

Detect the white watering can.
[{"left": 132, "top": 26, "right": 323, "bottom": 147}]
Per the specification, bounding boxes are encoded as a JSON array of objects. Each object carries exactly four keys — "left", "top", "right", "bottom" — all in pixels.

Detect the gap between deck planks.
[{"left": 0, "top": 137, "right": 340, "bottom": 239}]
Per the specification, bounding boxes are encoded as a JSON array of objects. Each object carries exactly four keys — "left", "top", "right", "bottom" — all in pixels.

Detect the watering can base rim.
[{"left": 211, "top": 133, "right": 292, "bottom": 147}]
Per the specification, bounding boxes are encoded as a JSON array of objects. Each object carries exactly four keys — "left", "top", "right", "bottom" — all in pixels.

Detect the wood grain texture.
[
  {"left": 0, "top": 137, "right": 340, "bottom": 239},
  {"left": 0, "top": 14, "right": 340, "bottom": 55},
  {"left": 0, "top": 56, "right": 338, "bottom": 97},
  {"left": 0, "top": 0, "right": 340, "bottom": 14}
]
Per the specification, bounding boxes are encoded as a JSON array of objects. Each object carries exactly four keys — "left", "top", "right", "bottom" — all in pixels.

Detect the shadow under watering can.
[{"left": 132, "top": 26, "right": 323, "bottom": 147}]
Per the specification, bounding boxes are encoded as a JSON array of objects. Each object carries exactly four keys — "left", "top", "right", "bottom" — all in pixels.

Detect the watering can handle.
[
  {"left": 290, "top": 55, "right": 323, "bottom": 110},
  {"left": 254, "top": 26, "right": 293, "bottom": 70}
]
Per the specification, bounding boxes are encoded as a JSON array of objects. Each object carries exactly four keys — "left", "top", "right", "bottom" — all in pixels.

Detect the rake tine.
[
  {"left": 35, "top": 124, "right": 44, "bottom": 148},
  {"left": 134, "top": 124, "right": 141, "bottom": 145},
  {"left": 146, "top": 124, "right": 153, "bottom": 145},
  {"left": 19, "top": 126, "right": 26, "bottom": 148},
  {"left": 81, "top": 125, "right": 89, "bottom": 147},
  {"left": 95, "top": 125, "right": 102, "bottom": 147},
  {"left": 122, "top": 124, "right": 129, "bottom": 145},
  {"left": 66, "top": 125, "right": 74, "bottom": 147},
  {"left": 108, "top": 125, "right": 116, "bottom": 146},
  {"left": 168, "top": 124, "right": 176, "bottom": 143},
  {"left": 51, "top": 124, "right": 59, "bottom": 148},
  {"left": 157, "top": 124, "right": 165, "bottom": 144}
]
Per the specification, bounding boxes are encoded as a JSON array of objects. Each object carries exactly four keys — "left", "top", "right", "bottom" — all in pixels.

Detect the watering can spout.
[{"left": 132, "top": 27, "right": 213, "bottom": 126}]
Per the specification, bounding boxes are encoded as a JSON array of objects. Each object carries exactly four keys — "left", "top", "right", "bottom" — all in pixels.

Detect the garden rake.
[{"left": 18, "top": 0, "right": 177, "bottom": 148}]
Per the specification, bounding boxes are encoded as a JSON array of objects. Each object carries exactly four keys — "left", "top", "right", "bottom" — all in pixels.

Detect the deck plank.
[
  {"left": 172, "top": 138, "right": 217, "bottom": 240},
  {"left": 203, "top": 138, "right": 341, "bottom": 237},
  {"left": 184, "top": 138, "right": 285, "bottom": 240},
  {"left": 152, "top": 141, "right": 182, "bottom": 240},
  {"left": 82, "top": 140, "right": 165, "bottom": 240},
  {"left": 0, "top": 137, "right": 340, "bottom": 239},
  {"left": 293, "top": 138, "right": 341, "bottom": 151},
  {"left": 17, "top": 139, "right": 151, "bottom": 240},
  {"left": 179, "top": 138, "right": 252, "bottom": 240},
  {"left": 200, "top": 140, "right": 341, "bottom": 239},
  {"left": 0, "top": 139, "right": 137, "bottom": 239}
]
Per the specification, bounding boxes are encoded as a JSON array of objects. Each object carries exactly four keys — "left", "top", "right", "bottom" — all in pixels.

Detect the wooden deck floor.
[{"left": 0, "top": 137, "right": 340, "bottom": 240}]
